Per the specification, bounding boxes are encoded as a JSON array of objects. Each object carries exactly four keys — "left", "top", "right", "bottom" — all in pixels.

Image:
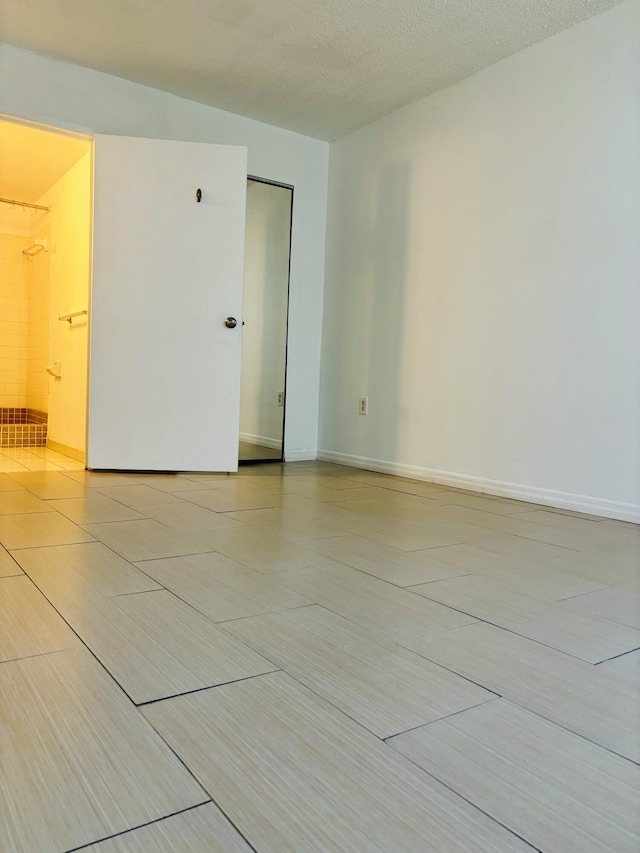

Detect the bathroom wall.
[
  {"left": 0, "top": 230, "right": 29, "bottom": 408},
  {"left": 33, "top": 151, "right": 91, "bottom": 456},
  {"left": 26, "top": 224, "right": 50, "bottom": 414},
  {"left": 240, "top": 181, "right": 292, "bottom": 449}
]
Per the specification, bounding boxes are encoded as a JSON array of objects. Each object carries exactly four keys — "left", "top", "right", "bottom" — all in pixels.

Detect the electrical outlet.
[
  {"left": 358, "top": 396, "right": 368, "bottom": 415},
  {"left": 277, "top": 392, "right": 285, "bottom": 407}
]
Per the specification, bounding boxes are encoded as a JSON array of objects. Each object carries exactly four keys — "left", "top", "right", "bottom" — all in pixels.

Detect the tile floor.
[{"left": 0, "top": 459, "right": 638, "bottom": 852}]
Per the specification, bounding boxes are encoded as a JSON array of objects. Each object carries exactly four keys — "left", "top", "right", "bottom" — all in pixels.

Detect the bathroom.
[{"left": 0, "top": 118, "right": 91, "bottom": 473}]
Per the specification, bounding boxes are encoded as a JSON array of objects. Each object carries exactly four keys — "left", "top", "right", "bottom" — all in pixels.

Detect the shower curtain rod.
[{"left": 0, "top": 196, "right": 50, "bottom": 213}]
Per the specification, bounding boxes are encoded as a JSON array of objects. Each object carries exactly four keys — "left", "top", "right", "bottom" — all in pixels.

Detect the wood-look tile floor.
[{"left": 1, "top": 462, "right": 639, "bottom": 852}]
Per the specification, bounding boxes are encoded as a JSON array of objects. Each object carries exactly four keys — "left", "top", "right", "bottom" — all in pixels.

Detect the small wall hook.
[{"left": 195, "top": 188, "right": 202, "bottom": 203}]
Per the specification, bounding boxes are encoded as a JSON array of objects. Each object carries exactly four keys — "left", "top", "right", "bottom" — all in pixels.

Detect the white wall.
[
  {"left": 320, "top": 0, "right": 640, "bottom": 520},
  {"left": 240, "top": 181, "right": 291, "bottom": 449},
  {"left": 0, "top": 44, "right": 329, "bottom": 461}
]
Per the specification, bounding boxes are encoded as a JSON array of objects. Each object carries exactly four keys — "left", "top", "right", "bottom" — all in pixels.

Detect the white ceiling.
[{"left": 0, "top": 0, "right": 622, "bottom": 140}]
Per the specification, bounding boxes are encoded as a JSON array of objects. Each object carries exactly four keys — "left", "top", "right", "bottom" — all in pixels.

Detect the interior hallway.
[{"left": 1, "top": 460, "right": 638, "bottom": 851}]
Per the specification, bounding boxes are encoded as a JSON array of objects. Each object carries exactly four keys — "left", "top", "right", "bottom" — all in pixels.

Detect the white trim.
[
  {"left": 239, "top": 432, "right": 282, "bottom": 450},
  {"left": 317, "top": 449, "right": 640, "bottom": 523},
  {"left": 285, "top": 449, "right": 317, "bottom": 462}
]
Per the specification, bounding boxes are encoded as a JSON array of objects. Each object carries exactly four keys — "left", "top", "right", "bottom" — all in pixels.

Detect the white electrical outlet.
[
  {"left": 358, "top": 396, "right": 368, "bottom": 415},
  {"left": 277, "top": 392, "right": 285, "bottom": 407}
]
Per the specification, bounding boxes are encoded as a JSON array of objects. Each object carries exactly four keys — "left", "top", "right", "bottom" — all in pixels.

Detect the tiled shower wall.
[
  {"left": 0, "top": 233, "right": 29, "bottom": 408},
  {"left": 27, "top": 225, "right": 51, "bottom": 413}
]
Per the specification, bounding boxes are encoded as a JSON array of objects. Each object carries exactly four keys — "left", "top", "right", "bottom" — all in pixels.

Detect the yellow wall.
[
  {"left": 35, "top": 151, "right": 91, "bottom": 452},
  {"left": 26, "top": 224, "right": 50, "bottom": 412},
  {"left": 0, "top": 232, "right": 29, "bottom": 408}
]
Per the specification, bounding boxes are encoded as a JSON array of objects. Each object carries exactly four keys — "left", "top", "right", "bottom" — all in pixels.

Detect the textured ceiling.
[
  {"left": 0, "top": 119, "right": 90, "bottom": 201},
  {"left": 0, "top": 0, "right": 622, "bottom": 140}
]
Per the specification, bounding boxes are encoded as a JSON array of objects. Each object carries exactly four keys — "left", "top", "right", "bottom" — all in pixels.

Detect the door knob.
[{"left": 224, "top": 317, "right": 237, "bottom": 329}]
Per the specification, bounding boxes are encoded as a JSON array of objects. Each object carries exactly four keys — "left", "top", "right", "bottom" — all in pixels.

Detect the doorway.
[
  {"left": 239, "top": 177, "right": 293, "bottom": 464},
  {"left": 0, "top": 117, "right": 92, "bottom": 474}
]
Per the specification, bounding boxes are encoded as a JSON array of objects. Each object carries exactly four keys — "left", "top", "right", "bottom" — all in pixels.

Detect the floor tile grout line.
[
  {"left": 0, "top": 644, "right": 76, "bottom": 667},
  {"left": 503, "top": 696, "right": 640, "bottom": 768},
  {"left": 13, "top": 569, "right": 246, "bottom": 811},
  {"left": 136, "top": 668, "right": 282, "bottom": 708},
  {"left": 554, "top": 585, "right": 616, "bottom": 603},
  {"left": 62, "top": 800, "right": 214, "bottom": 853},
  {"left": 384, "top": 696, "right": 505, "bottom": 741},
  {"left": 594, "top": 645, "right": 640, "bottom": 665},
  {"left": 409, "top": 588, "right": 638, "bottom": 665},
  {"left": 382, "top": 739, "right": 544, "bottom": 852}
]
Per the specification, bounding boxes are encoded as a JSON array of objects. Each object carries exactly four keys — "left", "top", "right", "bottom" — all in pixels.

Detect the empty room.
[{"left": 0, "top": 1, "right": 638, "bottom": 851}]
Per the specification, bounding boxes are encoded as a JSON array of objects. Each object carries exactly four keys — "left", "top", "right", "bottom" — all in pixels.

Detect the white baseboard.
[
  {"left": 239, "top": 432, "right": 282, "bottom": 450},
  {"left": 284, "top": 449, "right": 318, "bottom": 462},
  {"left": 317, "top": 449, "right": 640, "bottom": 523}
]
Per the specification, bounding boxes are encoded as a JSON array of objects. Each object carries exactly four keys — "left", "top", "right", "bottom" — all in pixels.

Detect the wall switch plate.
[
  {"left": 277, "top": 392, "right": 285, "bottom": 407},
  {"left": 358, "top": 396, "right": 368, "bottom": 415}
]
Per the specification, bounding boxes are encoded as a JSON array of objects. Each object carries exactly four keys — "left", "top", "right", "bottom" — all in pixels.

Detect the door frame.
[
  {"left": 0, "top": 111, "right": 94, "bottom": 467},
  {"left": 241, "top": 174, "right": 294, "bottom": 465}
]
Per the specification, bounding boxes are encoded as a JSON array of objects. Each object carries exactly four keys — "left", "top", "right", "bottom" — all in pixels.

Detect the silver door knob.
[{"left": 224, "top": 317, "right": 237, "bottom": 329}]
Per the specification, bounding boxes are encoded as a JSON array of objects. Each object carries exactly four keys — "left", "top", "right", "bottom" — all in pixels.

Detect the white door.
[{"left": 88, "top": 135, "right": 247, "bottom": 471}]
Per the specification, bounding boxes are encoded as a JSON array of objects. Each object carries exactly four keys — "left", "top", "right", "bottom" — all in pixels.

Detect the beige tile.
[
  {"left": 0, "top": 489, "right": 55, "bottom": 514},
  {"left": 413, "top": 621, "right": 640, "bottom": 762},
  {"left": 0, "top": 511, "right": 95, "bottom": 549},
  {"left": 0, "top": 474, "right": 25, "bottom": 491},
  {"left": 599, "top": 651, "right": 640, "bottom": 682},
  {"left": 410, "top": 543, "right": 606, "bottom": 601},
  {"left": 82, "top": 803, "right": 251, "bottom": 852},
  {"left": 461, "top": 525, "right": 572, "bottom": 560},
  {"left": 596, "top": 519, "right": 640, "bottom": 545},
  {"left": 331, "top": 494, "right": 448, "bottom": 522},
  {"left": 136, "top": 500, "right": 242, "bottom": 533},
  {"left": 0, "top": 545, "right": 23, "bottom": 576},
  {"left": 188, "top": 526, "right": 315, "bottom": 573},
  {"left": 288, "top": 473, "right": 379, "bottom": 490},
  {"left": 180, "top": 488, "right": 283, "bottom": 513},
  {"left": 275, "top": 561, "right": 475, "bottom": 648},
  {"left": 136, "top": 552, "right": 311, "bottom": 622},
  {"left": 1, "top": 647, "right": 207, "bottom": 852},
  {"left": 390, "top": 700, "right": 640, "bottom": 853},
  {"left": 0, "top": 575, "right": 76, "bottom": 662},
  {"left": 63, "top": 471, "right": 141, "bottom": 487},
  {"left": 96, "top": 484, "right": 181, "bottom": 509},
  {"left": 144, "top": 672, "right": 529, "bottom": 852},
  {"left": 302, "top": 534, "right": 472, "bottom": 586},
  {"left": 0, "top": 457, "right": 30, "bottom": 473},
  {"left": 282, "top": 482, "right": 382, "bottom": 502},
  {"left": 222, "top": 507, "right": 343, "bottom": 540},
  {"left": 511, "top": 508, "right": 609, "bottom": 532},
  {"left": 50, "top": 495, "right": 144, "bottom": 524},
  {"left": 14, "top": 542, "right": 161, "bottom": 606},
  {"left": 543, "top": 549, "right": 640, "bottom": 590},
  {"left": 558, "top": 585, "right": 640, "bottom": 629},
  {"left": 82, "top": 519, "right": 212, "bottom": 561},
  {"left": 128, "top": 473, "right": 215, "bottom": 492},
  {"left": 6, "top": 471, "right": 89, "bottom": 499},
  {"left": 460, "top": 510, "right": 640, "bottom": 559},
  {"left": 412, "top": 574, "right": 640, "bottom": 663},
  {"left": 335, "top": 513, "right": 473, "bottom": 551},
  {"left": 427, "top": 493, "right": 541, "bottom": 515},
  {"left": 61, "top": 590, "right": 275, "bottom": 704},
  {"left": 225, "top": 606, "right": 494, "bottom": 737}
]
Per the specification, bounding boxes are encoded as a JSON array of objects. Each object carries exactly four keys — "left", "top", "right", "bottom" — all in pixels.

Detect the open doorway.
[
  {"left": 0, "top": 117, "right": 92, "bottom": 474},
  {"left": 239, "top": 177, "right": 293, "bottom": 464}
]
